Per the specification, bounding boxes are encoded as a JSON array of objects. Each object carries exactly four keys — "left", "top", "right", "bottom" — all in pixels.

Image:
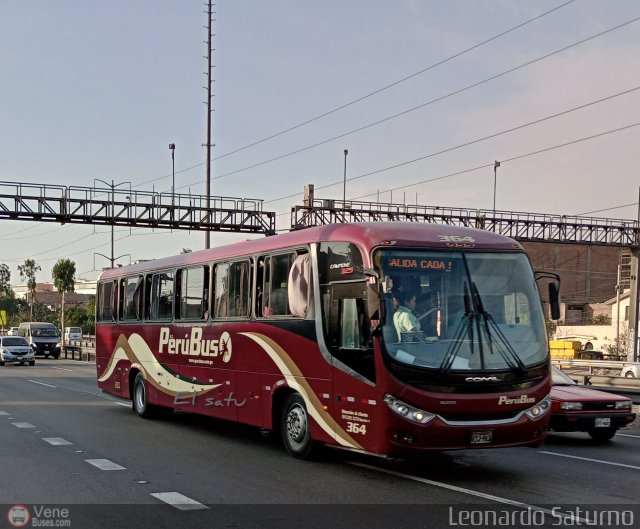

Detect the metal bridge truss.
[
  {"left": 0, "top": 181, "right": 276, "bottom": 236},
  {"left": 291, "top": 198, "right": 640, "bottom": 248}
]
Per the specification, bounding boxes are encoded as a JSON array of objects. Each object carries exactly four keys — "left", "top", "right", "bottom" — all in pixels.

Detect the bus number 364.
[{"left": 346, "top": 422, "right": 367, "bottom": 435}]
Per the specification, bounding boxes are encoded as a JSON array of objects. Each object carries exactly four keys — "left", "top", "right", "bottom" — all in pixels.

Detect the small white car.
[
  {"left": 0, "top": 336, "right": 35, "bottom": 366},
  {"left": 7, "top": 327, "right": 19, "bottom": 336}
]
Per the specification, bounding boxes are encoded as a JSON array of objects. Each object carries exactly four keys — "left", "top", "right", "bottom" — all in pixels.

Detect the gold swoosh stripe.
[
  {"left": 98, "top": 333, "right": 221, "bottom": 397},
  {"left": 240, "top": 332, "right": 363, "bottom": 450}
]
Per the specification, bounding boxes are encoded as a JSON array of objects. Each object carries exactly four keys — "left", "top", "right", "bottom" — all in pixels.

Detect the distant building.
[{"left": 13, "top": 280, "right": 95, "bottom": 310}]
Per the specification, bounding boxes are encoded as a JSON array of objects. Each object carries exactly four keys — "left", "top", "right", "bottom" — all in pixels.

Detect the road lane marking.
[
  {"left": 28, "top": 379, "right": 56, "bottom": 388},
  {"left": 347, "top": 461, "right": 589, "bottom": 522},
  {"left": 0, "top": 411, "right": 9, "bottom": 415},
  {"left": 50, "top": 367, "right": 75, "bottom": 372},
  {"left": 150, "top": 492, "right": 209, "bottom": 511},
  {"left": 617, "top": 433, "right": 640, "bottom": 439},
  {"left": 114, "top": 402, "right": 131, "bottom": 407},
  {"left": 85, "top": 459, "right": 126, "bottom": 470},
  {"left": 43, "top": 437, "right": 73, "bottom": 446},
  {"left": 11, "top": 422, "right": 36, "bottom": 429},
  {"left": 539, "top": 450, "right": 640, "bottom": 470}
]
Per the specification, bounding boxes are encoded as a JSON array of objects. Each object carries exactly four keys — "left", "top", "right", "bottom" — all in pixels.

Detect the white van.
[
  {"left": 64, "top": 327, "right": 83, "bottom": 342},
  {"left": 18, "top": 322, "right": 61, "bottom": 359}
]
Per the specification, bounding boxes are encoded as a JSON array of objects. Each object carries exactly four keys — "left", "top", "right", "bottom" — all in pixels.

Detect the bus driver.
[{"left": 393, "top": 292, "right": 422, "bottom": 341}]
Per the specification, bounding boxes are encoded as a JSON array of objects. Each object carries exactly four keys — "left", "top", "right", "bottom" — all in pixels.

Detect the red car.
[{"left": 550, "top": 366, "right": 636, "bottom": 442}]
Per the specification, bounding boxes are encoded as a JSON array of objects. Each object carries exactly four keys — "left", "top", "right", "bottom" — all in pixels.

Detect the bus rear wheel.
[
  {"left": 281, "top": 393, "right": 316, "bottom": 459},
  {"left": 133, "top": 372, "right": 161, "bottom": 419}
]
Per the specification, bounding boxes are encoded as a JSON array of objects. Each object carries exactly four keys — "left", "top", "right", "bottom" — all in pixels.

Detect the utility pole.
[
  {"left": 493, "top": 160, "right": 500, "bottom": 215},
  {"left": 204, "top": 0, "right": 215, "bottom": 249}
]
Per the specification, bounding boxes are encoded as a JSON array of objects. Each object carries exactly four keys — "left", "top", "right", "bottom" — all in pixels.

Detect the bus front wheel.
[
  {"left": 133, "top": 372, "right": 160, "bottom": 419},
  {"left": 281, "top": 393, "right": 316, "bottom": 459}
]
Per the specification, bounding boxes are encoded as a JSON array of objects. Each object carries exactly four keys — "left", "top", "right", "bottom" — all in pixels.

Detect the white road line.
[
  {"left": 114, "top": 402, "right": 131, "bottom": 407},
  {"left": 539, "top": 450, "right": 640, "bottom": 470},
  {"left": 85, "top": 459, "right": 126, "bottom": 471},
  {"left": 11, "top": 422, "right": 36, "bottom": 429},
  {"left": 617, "top": 433, "right": 640, "bottom": 439},
  {"left": 0, "top": 411, "right": 9, "bottom": 415},
  {"left": 28, "top": 379, "right": 56, "bottom": 388},
  {"left": 347, "top": 461, "right": 587, "bottom": 521},
  {"left": 150, "top": 492, "right": 209, "bottom": 511},
  {"left": 50, "top": 367, "right": 75, "bottom": 372},
  {"left": 43, "top": 437, "right": 73, "bottom": 446}
]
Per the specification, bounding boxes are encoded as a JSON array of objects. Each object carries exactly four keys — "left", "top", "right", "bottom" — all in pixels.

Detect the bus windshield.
[{"left": 374, "top": 249, "right": 547, "bottom": 372}]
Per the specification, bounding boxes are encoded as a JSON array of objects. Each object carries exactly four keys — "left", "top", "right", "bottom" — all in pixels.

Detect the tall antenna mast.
[{"left": 204, "top": 0, "right": 215, "bottom": 249}]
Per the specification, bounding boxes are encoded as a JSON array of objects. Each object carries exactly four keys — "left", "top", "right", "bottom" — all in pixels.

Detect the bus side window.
[
  {"left": 97, "top": 281, "right": 116, "bottom": 322},
  {"left": 228, "top": 260, "right": 251, "bottom": 318},
  {"left": 177, "top": 265, "right": 209, "bottom": 320},
  {"left": 214, "top": 263, "right": 229, "bottom": 318},
  {"left": 148, "top": 271, "right": 173, "bottom": 321}
]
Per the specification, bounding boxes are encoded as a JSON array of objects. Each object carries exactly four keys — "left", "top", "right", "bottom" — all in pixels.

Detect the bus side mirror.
[
  {"left": 548, "top": 282, "right": 560, "bottom": 320},
  {"left": 535, "top": 271, "right": 560, "bottom": 321}
]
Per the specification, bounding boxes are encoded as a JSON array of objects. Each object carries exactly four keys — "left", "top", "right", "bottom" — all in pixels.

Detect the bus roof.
[{"left": 98, "top": 222, "right": 523, "bottom": 280}]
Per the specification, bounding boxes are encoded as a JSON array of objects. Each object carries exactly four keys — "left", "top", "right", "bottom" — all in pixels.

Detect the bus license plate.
[
  {"left": 595, "top": 418, "right": 611, "bottom": 428},
  {"left": 470, "top": 430, "right": 494, "bottom": 445}
]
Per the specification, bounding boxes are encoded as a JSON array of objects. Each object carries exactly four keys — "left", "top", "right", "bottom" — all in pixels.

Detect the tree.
[
  {"left": 18, "top": 258, "right": 41, "bottom": 322},
  {"left": 52, "top": 258, "right": 76, "bottom": 341},
  {"left": 0, "top": 264, "right": 11, "bottom": 300}
]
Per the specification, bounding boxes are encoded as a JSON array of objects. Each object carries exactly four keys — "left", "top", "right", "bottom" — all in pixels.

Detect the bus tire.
[
  {"left": 625, "top": 371, "right": 635, "bottom": 378},
  {"left": 281, "top": 393, "right": 316, "bottom": 459},
  {"left": 132, "top": 372, "right": 160, "bottom": 419}
]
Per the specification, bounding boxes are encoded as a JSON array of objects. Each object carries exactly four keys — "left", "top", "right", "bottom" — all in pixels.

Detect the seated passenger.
[{"left": 393, "top": 292, "right": 421, "bottom": 341}]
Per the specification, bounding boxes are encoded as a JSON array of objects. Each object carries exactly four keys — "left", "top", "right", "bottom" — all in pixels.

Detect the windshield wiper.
[
  {"left": 440, "top": 282, "right": 474, "bottom": 374},
  {"left": 471, "top": 282, "right": 527, "bottom": 375}
]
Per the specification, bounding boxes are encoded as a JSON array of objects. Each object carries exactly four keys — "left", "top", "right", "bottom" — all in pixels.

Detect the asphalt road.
[{"left": 1, "top": 358, "right": 639, "bottom": 529}]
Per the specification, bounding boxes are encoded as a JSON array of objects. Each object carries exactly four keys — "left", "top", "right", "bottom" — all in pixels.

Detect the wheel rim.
[
  {"left": 135, "top": 379, "right": 146, "bottom": 412},
  {"left": 285, "top": 403, "right": 308, "bottom": 450}
]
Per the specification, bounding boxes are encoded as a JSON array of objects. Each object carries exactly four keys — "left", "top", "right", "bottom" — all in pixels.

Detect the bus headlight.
[
  {"left": 383, "top": 394, "right": 436, "bottom": 424},
  {"left": 525, "top": 394, "right": 551, "bottom": 419}
]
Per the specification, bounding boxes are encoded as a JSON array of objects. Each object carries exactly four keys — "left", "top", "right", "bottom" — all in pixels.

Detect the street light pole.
[
  {"left": 493, "top": 160, "right": 501, "bottom": 215},
  {"left": 343, "top": 149, "right": 349, "bottom": 205},
  {"left": 169, "top": 143, "right": 176, "bottom": 208},
  {"left": 94, "top": 178, "right": 131, "bottom": 268}
]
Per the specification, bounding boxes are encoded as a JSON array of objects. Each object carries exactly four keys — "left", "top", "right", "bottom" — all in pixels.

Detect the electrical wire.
[
  {"left": 171, "top": 15, "right": 640, "bottom": 193},
  {"left": 132, "top": 0, "right": 580, "bottom": 190}
]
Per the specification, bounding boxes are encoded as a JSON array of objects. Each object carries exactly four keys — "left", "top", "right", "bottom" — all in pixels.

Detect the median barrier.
[{"left": 62, "top": 343, "right": 95, "bottom": 362}]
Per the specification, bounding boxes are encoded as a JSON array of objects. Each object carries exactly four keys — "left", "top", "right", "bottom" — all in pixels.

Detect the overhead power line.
[
  {"left": 132, "top": 0, "right": 578, "bottom": 190},
  {"left": 269, "top": 120, "right": 640, "bottom": 214},
  {"left": 262, "top": 86, "right": 640, "bottom": 205},
  {"left": 175, "top": 15, "right": 640, "bottom": 191}
]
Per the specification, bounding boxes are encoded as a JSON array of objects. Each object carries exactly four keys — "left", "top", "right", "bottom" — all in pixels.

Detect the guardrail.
[{"left": 62, "top": 341, "right": 95, "bottom": 362}]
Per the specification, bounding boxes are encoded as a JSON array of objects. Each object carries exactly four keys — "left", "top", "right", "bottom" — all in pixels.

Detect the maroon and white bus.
[{"left": 96, "top": 222, "right": 558, "bottom": 458}]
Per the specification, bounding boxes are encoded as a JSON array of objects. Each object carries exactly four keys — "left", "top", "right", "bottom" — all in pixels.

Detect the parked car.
[
  {"left": 64, "top": 326, "right": 83, "bottom": 342},
  {"left": 549, "top": 366, "right": 636, "bottom": 442},
  {"left": 0, "top": 336, "right": 35, "bottom": 366},
  {"left": 7, "top": 327, "right": 19, "bottom": 336}
]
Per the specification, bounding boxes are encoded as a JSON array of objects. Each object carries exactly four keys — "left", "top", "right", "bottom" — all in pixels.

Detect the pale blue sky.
[{"left": 1, "top": 0, "right": 639, "bottom": 283}]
